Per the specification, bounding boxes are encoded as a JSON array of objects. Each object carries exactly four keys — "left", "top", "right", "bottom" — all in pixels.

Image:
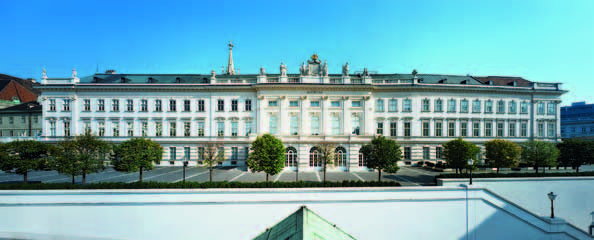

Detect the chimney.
[
  {"left": 26, "top": 78, "right": 37, "bottom": 83},
  {"left": 105, "top": 70, "right": 116, "bottom": 74}
]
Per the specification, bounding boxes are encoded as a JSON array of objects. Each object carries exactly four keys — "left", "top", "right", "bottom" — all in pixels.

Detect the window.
[
  {"left": 461, "top": 122, "right": 468, "bottom": 137},
  {"left": 330, "top": 101, "right": 340, "bottom": 107},
  {"left": 184, "top": 122, "right": 191, "bottom": 137},
  {"left": 497, "top": 122, "right": 504, "bottom": 137},
  {"left": 184, "top": 100, "right": 191, "bottom": 112},
  {"left": 497, "top": 101, "right": 505, "bottom": 113},
  {"left": 169, "top": 147, "right": 176, "bottom": 162},
  {"left": 472, "top": 99, "right": 481, "bottom": 113},
  {"left": 287, "top": 147, "right": 298, "bottom": 167},
  {"left": 231, "top": 147, "right": 238, "bottom": 160},
  {"left": 521, "top": 102, "right": 528, "bottom": 114},
  {"left": 352, "top": 115, "right": 361, "bottom": 135},
  {"left": 169, "top": 99, "right": 176, "bottom": 112},
  {"left": 390, "top": 121, "right": 397, "bottom": 136},
  {"left": 155, "top": 99, "right": 162, "bottom": 112},
  {"left": 63, "top": 99, "right": 71, "bottom": 111},
  {"left": 96, "top": 99, "right": 104, "bottom": 112},
  {"left": 509, "top": 101, "right": 517, "bottom": 113},
  {"left": 352, "top": 101, "right": 361, "bottom": 107},
  {"left": 423, "top": 147, "right": 430, "bottom": 160},
  {"left": 98, "top": 122, "right": 105, "bottom": 137},
  {"left": 141, "top": 99, "right": 148, "bottom": 112},
  {"left": 245, "top": 99, "right": 252, "bottom": 111},
  {"left": 217, "top": 99, "right": 224, "bottom": 111},
  {"left": 49, "top": 120, "right": 56, "bottom": 136},
  {"left": 548, "top": 122, "right": 556, "bottom": 137},
  {"left": 404, "top": 122, "right": 411, "bottom": 137},
  {"left": 311, "top": 115, "right": 320, "bottom": 135},
  {"left": 197, "top": 147, "right": 205, "bottom": 161},
  {"left": 403, "top": 99, "right": 412, "bottom": 112},
  {"left": 309, "top": 147, "right": 321, "bottom": 167},
  {"left": 245, "top": 120, "right": 253, "bottom": 136},
  {"left": 335, "top": 147, "right": 347, "bottom": 167},
  {"left": 508, "top": 122, "right": 516, "bottom": 137},
  {"left": 268, "top": 100, "right": 278, "bottom": 107},
  {"left": 448, "top": 99, "right": 456, "bottom": 112},
  {"left": 435, "top": 121, "right": 442, "bottom": 137},
  {"left": 310, "top": 101, "right": 320, "bottom": 107},
  {"left": 376, "top": 99, "right": 384, "bottom": 112},
  {"left": 269, "top": 115, "right": 278, "bottom": 135},
  {"left": 485, "top": 100, "right": 493, "bottom": 113},
  {"left": 127, "top": 121, "right": 134, "bottom": 136},
  {"left": 8, "top": 116, "right": 13, "bottom": 124},
  {"left": 422, "top": 99, "right": 430, "bottom": 112},
  {"left": 231, "top": 121, "right": 238, "bottom": 136},
  {"left": 389, "top": 99, "right": 398, "bottom": 112},
  {"left": 358, "top": 148, "right": 367, "bottom": 167},
  {"left": 289, "top": 100, "right": 299, "bottom": 107},
  {"left": 448, "top": 121, "right": 455, "bottom": 137},
  {"left": 84, "top": 122, "right": 91, "bottom": 135},
  {"left": 169, "top": 122, "right": 176, "bottom": 136},
  {"left": 461, "top": 99, "right": 469, "bottom": 113},
  {"left": 49, "top": 99, "right": 56, "bottom": 111},
  {"left": 404, "top": 147, "right": 411, "bottom": 160},
  {"left": 21, "top": 116, "right": 25, "bottom": 123},
  {"left": 547, "top": 103, "right": 556, "bottom": 115},
  {"left": 538, "top": 122, "right": 544, "bottom": 137},
  {"left": 197, "top": 100, "right": 205, "bottom": 112},
  {"left": 184, "top": 147, "right": 191, "bottom": 161},
  {"left": 217, "top": 121, "right": 224, "bottom": 136},
  {"left": 231, "top": 99, "right": 238, "bottom": 111},
  {"left": 112, "top": 122, "right": 120, "bottom": 137},
  {"left": 485, "top": 122, "right": 492, "bottom": 137},
  {"left": 155, "top": 122, "right": 162, "bottom": 136},
  {"left": 83, "top": 99, "right": 90, "bottom": 111},
  {"left": 141, "top": 121, "right": 147, "bottom": 137},
  {"left": 112, "top": 99, "right": 119, "bottom": 112},
  {"left": 435, "top": 99, "right": 443, "bottom": 112},
  {"left": 376, "top": 121, "right": 384, "bottom": 135},
  {"left": 436, "top": 147, "right": 443, "bottom": 160},
  {"left": 537, "top": 102, "right": 545, "bottom": 115},
  {"left": 422, "top": 122, "right": 430, "bottom": 136},
  {"left": 290, "top": 115, "right": 299, "bottom": 135},
  {"left": 197, "top": 122, "right": 204, "bottom": 136},
  {"left": 521, "top": 122, "right": 528, "bottom": 137},
  {"left": 330, "top": 115, "right": 340, "bottom": 135},
  {"left": 473, "top": 122, "right": 480, "bottom": 137},
  {"left": 126, "top": 99, "right": 134, "bottom": 112},
  {"left": 63, "top": 121, "right": 70, "bottom": 137}
]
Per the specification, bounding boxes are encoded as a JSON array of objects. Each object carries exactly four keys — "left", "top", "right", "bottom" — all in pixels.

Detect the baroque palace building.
[{"left": 36, "top": 42, "right": 565, "bottom": 171}]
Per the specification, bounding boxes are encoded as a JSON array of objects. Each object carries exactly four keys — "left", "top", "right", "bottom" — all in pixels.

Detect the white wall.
[{"left": 0, "top": 187, "right": 590, "bottom": 240}]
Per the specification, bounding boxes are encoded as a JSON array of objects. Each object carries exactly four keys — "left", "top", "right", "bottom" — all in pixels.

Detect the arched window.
[
  {"left": 285, "top": 146, "right": 297, "bottom": 167},
  {"left": 359, "top": 147, "right": 368, "bottom": 167},
  {"left": 309, "top": 147, "right": 321, "bottom": 167},
  {"left": 335, "top": 146, "right": 347, "bottom": 167}
]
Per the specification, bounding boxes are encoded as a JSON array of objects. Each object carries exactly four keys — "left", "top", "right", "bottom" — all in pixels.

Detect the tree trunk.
[
  {"left": 535, "top": 165, "right": 539, "bottom": 174},
  {"left": 72, "top": 174, "right": 75, "bottom": 184},
  {"left": 378, "top": 169, "right": 382, "bottom": 182},
  {"left": 576, "top": 166, "right": 580, "bottom": 173},
  {"left": 23, "top": 172, "right": 28, "bottom": 184},
  {"left": 209, "top": 166, "right": 213, "bottom": 182},
  {"left": 323, "top": 165, "right": 327, "bottom": 185},
  {"left": 543, "top": 166, "right": 545, "bottom": 174},
  {"left": 139, "top": 167, "right": 143, "bottom": 182},
  {"left": 455, "top": 168, "right": 458, "bottom": 174},
  {"left": 496, "top": 167, "right": 500, "bottom": 174},
  {"left": 82, "top": 173, "right": 86, "bottom": 185},
  {"left": 266, "top": 173, "right": 269, "bottom": 182}
]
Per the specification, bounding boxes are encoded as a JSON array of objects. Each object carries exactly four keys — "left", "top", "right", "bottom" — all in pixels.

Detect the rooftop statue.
[
  {"left": 72, "top": 68, "right": 77, "bottom": 78},
  {"left": 280, "top": 62, "right": 287, "bottom": 77},
  {"left": 342, "top": 62, "right": 349, "bottom": 76},
  {"left": 322, "top": 61, "right": 328, "bottom": 77},
  {"left": 260, "top": 67, "right": 266, "bottom": 75}
]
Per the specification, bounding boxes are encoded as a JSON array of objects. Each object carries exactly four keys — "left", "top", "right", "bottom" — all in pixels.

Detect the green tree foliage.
[
  {"left": 365, "top": 136, "right": 402, "bottom": 182},
  {"left": 443, "top": 138, "right": 480, "bottom": 174},
  {"left": 316, "top": 142, "right": 336, "bottom": 185},
  {"left": 520, "top": 140, "right": 559, "bottom": 173},
  {"left": 112, "top": 138, "right": 163, "bottom": 182},
  {"left": 53, "top": 133, "right": 110, "bottom": 184},
  {"left": 484, "top": 139, "right": 522, "bottom": 174},
  {"left": 246, "top": 134, "right": 285, "bottom": 182},
  {"left": 198, "top": 143, "right": 224, "bottom": 182},
  {"left": 0, "top": 140, "right": 56, "bottom": 183},
  {"left": 556, "top": 139, "right": 594, "bottom": 173}
]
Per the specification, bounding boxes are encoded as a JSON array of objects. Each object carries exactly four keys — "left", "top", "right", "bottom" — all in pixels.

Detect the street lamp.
[
  {"left": 547, "top": 192, "right": 557, "bottom": 218},
  {"left": 182, "top": 160, "right": 189, "bottom": 184},
  {"left": 589, "top": 211, "right": 594, "bottom": 235},
  {"left": 27, "top": 103, "right": 34, "bottom": 137},
  {"left": 467, "top": 158, "right": 474, "bottom": 185}
]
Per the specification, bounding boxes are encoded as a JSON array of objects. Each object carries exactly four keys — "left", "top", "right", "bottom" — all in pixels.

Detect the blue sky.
[{"left": 1, "top": 0, "right": 592, "bottom": 104}]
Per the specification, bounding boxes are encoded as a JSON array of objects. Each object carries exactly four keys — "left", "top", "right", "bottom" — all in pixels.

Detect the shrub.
[{"left": 435, "top": 171, "right": 594, "bottom": 181}]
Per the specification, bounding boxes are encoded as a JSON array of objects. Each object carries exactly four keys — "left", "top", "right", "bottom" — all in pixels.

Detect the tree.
[
  {"left": 0, "top": 140, "right": 56, "bottom": 183},
  {"left": 443, "top": 138, "right": 480, "bottom": 174},
  {"left": 556, "top": 139, "right": 594, "bottom": 173},
  {"left": 198, "top": 143, "right": 224, "bottom": 182},
  {"left": 365, "top": 136, "right": 402, "bottom": 182},
  {"left": 484, "top": 139, "right": 522, "bottom": 174},
  {"left": 246, "top": 134, "right": 285, "bottom": 182},
  {"left": 53, "top": 133, "right": 110, "bottom": 184},
  {"left": 316, "top": 142, "right": 336, "bottom": 185},
  {"left": 54, "top": 139, "right": 81, "bottom": 184},
  {"left": 112, "top": 138, "right": 163, "bottom": 182},
  {"left": 520, "top": 140, "right": 559, "bottom": 174}
]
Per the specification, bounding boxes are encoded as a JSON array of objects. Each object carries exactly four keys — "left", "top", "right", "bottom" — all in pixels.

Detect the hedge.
[
  {"left": 0, "top": 180, "right": 401, "bottom": 190},
  {"left": 435, "top": 171, "right": 594, "bottom": 180}
]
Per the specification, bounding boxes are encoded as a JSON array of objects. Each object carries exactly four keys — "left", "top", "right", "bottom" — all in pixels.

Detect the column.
[{"left": 364, "top": 96, "right": 373, "bottom": 136}]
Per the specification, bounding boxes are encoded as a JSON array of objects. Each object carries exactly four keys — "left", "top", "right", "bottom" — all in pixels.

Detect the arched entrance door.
[
  {"left": 285, "top": 146, "right": 297, "bottom": 170},
  {"left": 335, "top": 146, "right": 348, "bottom": 171},
  {"left": 309, "top": 147, "right": 321, "bottom": 169}
]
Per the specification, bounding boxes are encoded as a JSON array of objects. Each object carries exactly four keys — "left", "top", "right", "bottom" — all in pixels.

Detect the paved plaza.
[{"left": 0, "top": 166, "right": 441, "bottom": 186}]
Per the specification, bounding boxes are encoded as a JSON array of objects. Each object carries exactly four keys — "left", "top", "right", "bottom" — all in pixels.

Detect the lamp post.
[
  {"left": 547, "top": 192, "right": 557, "bottom": 219},
  {"left": 467, "top": 158, "right": 474, "bottom": 185},
  {"left": 27, "top": 103, "right": 34, "bottom": 137},
  {"left": 183, "top": 160, "right": 188, "bottom": 184},
  {"left": 589, "top": 211, "right": 594, "bottom": 235}
]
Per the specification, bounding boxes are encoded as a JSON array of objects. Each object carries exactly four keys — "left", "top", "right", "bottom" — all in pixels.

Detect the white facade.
[{"left": 36, "top": 54, "right": 565, "bottom": 170}]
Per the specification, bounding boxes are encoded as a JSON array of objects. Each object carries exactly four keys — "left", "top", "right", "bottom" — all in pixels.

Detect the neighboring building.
[
  {"left": 561, "top": 101, "right": 594, "bottom": 140},
  {"left": 36, "top": 43, "right": 565, "bottom": 169},
  {"left": 0, "top": 101, "right": 42, "bottom": 141},
  {"left": 0, "top": 74, "right": 39, "bottom": 109}
]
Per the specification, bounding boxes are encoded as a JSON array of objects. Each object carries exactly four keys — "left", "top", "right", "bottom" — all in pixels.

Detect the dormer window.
[
  {"left": 120, "top": 77, "right": 126, "bottom": 83},
  {"left": 439, "top": 78, "right": 447, "bottom": 84},
  {"left": 488, "top": 80, "right": 493, "bottom": 85},
  {"left": 147, "top": 77, "right": 154, "bottom": 83},
  {"left": 461, "top": 80, "right": 468, "bottom": 84},
  {"left": 175, "top": 77, "right": 182, "bottom": 83}
]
